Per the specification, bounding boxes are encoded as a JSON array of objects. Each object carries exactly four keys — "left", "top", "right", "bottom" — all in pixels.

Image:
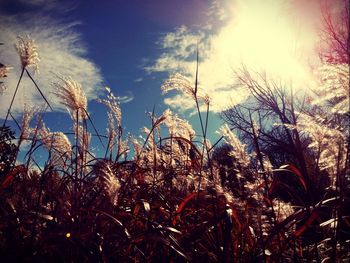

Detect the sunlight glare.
[{"left": 211, "top": 0, "right": 314, "bottom": 85}]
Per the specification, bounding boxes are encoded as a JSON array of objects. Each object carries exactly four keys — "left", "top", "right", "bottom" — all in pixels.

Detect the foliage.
[{"left": 0, "top": 126, "right": 18, "bottom": 179}]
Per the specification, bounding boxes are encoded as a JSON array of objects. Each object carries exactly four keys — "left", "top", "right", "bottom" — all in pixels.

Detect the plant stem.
[
  {"left": 25, "top": 69, "right": 53, "bottom": 111},
  {"left": 2, "top": 68, "right": 24, "bottom": 127}
]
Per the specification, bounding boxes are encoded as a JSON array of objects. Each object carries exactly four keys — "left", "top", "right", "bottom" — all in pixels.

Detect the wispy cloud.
[
  {"left": 118, "top": 91, "right": 134, "bottom": 104},
  {"left": 0, "top": 1, "right": 103, "bottom": 117},
  {"left": 15, "top": 0, "right": 75, "bottom": 11},
  {"left": 147, "top": 0, "right": 323, "bottom": 113}
]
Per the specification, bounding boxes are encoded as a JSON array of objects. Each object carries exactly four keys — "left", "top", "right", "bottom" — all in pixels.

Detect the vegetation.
[{"left": 0, "top": 2, "right": 349, "bottom": 262}]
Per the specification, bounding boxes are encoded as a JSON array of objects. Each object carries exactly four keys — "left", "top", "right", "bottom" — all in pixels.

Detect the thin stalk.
[
  {"left": 332, "top": 142, "right": 343, "bottom": 262},
  {"left": 290, "top": 89, "right": 311, "bottom": 200},
  {"left": 203, "top": 102, "right": 215, "bottom": 179},
  {"left": 24, "top": 115, "right": 43, "bottom": 170},
  {"left": 25, "top": 69, "right": 53, "bottom": 111},
  {"left": 9, "top": 112, "right": 21, "bottom": 130},
  {"left": 152, "top": 111, "right": 157, "bottom": 183},
  {"left": 248, "top": 110, "right": 268, "bottom": 194},
  {"left": 169, "top": 132, "right": 173, "bottom": 167},
  {"left": 193, "top": 48, "right": 206, "bottom": 190},
  {"left": 82, "top": 108, "right": 105, "bottom": 149},
  {"left": 248, "top": 110, "right": 284, "bottom": 260},
  {"left": 209, "top": 135, "right": 224, "bottom": 152},
  {"left": 115, "top": 125, "right": 123, "bottom": 162},
  {"left": 191, "top": 51, "right": 218, "bottom": 255},
  {"left": 104, "top": 136, "right": 112, "bottom": 160},
  {"left": 3, "top": 68, "right": 24, "bottom": 127},
  {"left": 30, "top": 167, "right": 47, "bottom": 243},
  {"left": 81, "top": 118, "right": 87, "bottom": 178},
  {"left": 73, "top": 108, "right": 79, "bottom": 221},
  {"left": 194, "top": 55, "right": 206, "bottom": 138},
  {"left": 258, "top": 212, "right": 267, "bottom": 263}
]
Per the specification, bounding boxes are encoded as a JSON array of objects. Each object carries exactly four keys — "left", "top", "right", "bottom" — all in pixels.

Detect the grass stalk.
[
  {"left": 2, "top": 68, "right": 24, "bottom": 127},
  {"left": 25, "top": 69, "right": 53, "bottom": 111}
]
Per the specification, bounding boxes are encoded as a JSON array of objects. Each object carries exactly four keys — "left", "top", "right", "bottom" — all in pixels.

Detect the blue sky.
[
  {"left": 0, "top": 0, "right": 341, "bottom": 156},
  {"left": 0, "top": 0, "right": 227, "bottom": 149}
]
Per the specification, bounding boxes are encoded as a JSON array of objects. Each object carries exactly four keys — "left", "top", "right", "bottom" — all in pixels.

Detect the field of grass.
[{"left": 0, "top": 14, "right": 349, "bottom": 263}]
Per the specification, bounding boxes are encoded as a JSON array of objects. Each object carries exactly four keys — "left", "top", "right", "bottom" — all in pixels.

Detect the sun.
[{"left": 210, "top": 0, "right": 316, "bottom": 85}]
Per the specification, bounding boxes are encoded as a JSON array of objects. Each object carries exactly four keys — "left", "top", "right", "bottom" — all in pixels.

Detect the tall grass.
[{"left": 0, "top": 36, "right": 349, "bottom": 263}]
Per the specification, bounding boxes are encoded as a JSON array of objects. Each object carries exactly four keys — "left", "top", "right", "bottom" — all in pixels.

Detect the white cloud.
[
  {"left": 163, "top": 95, "right": 195, "bottom": 114},
  {"left": 118, "top": 92, "right": 134, "bottom": 104},
  {"left": 0, "top": 9, "right": 103, "bottom": 117},
  {"left": 148, "top": 0, "right": 322, "bottom": 113},
  {"left": 145, "top": 26, "right": 207, "bottom": 74}
]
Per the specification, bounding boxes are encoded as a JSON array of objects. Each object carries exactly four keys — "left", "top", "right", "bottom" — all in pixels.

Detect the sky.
[{"left": 0, "top": 0, "right": 343, "bottom": 154}]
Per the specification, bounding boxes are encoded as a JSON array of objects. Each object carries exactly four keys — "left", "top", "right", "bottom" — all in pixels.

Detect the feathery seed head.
[
  {"left": 161, "top": 73, "right": 196, "bottom": 98},
  {"left": 202, "top": 93, "right": 211, "bottom": 105},
  {"left": 315, "top": 63, "right": 349, "bottom": 114},
  {"left": 163, "top": 109, "right": 195, "bottom": 140},
  {"left": 53, "top": 77, "right": 87, "bottom": 121},
  {"left": 218, "top": 124, "right": 250, "bottom": 168},
  {"left": 151, "top": 109, "right": 170, "bottom": 128},
  {"left": 19, "top": 105, "right": 38, "bottom": 144},
  {"left": 98, "top": 87, "right": 121, "bottom": 125},
  {"left": 293, "top": 113, "right": 346, "bottom": 185},
  {"left": 130, "top": 136, "right": 142, "bottom": 158},
  {"left": 118, "top": 139, "right": 129, "bottom": 157},
  {"left": 0, "top": 64, "right": 11, "bottom": 94},
  {"left": 0, "top": 64, "right": 11, "bottom": 78},
  {"left": 15, "top": 35, "right": 40, "bottom": 73},
  {"left": 73, "top": 122, "right": 91, "bottom": 150},
  {"left": 106, "top": 111, "right": 116, "bottom": 151},
  {"left": 97, "top": 161, "right": 121, "bottom": 205},
  {"left": 0, "top": 63, "right": 10, "bottom": 95},
  {"left": 38, "top": 124, "right": 72, "bottom": 167},
  {"left": 262, "top": 155, "right": 273, "bottom": 174}
]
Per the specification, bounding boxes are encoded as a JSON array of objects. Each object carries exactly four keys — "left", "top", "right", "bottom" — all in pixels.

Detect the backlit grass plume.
[
  {"left": 161, "top": 73, "right": 196, "bottom": 98},
  {"left": 218, "top": 123, "right": 250, "bottom": 168},
  {"left": 161, "top": 73, "right": 210, "bottom": 106},
  {"left": 98, "top": 87, "right": 124, "bottom": 159},
  {"left": 18, "top": 104, "right": 37, "bottom": 146},
  {"left": 0, "top": 64, "right": 11, "bottom": 94},
  {"left": 163, "top": 109, "right": 195, "bottom": 140},
  {"left": 315, "top": 63, "right": 350, "bottom": 114},
  {"left": 98, "top": 87, "right": 121, "bottom": 125},
  {"left": 15, "top": 35, "right": 40, "bottom": 73},
  {"left": 52, "top": 76, "right": 87, "bottom": 121},
  {"left": 95, "top": 160, "right": 121, "bottom": 205},
  {"left": 37, "top": 123, "right": 72, "bottom": 167}
]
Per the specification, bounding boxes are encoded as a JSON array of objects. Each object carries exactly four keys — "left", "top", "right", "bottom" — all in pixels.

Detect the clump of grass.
[{"left": 0, "top": 27, "right": 349, "bottom": 262}]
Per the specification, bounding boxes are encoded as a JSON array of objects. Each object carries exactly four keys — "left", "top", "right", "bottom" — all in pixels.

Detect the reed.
[{"left": 0, "top": 28, "right": 349, "bottom": 262}]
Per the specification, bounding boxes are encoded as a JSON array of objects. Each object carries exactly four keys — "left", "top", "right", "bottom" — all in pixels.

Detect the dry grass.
[{"left": 0, "top": 30, "right": 349, "bottom": 262}]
